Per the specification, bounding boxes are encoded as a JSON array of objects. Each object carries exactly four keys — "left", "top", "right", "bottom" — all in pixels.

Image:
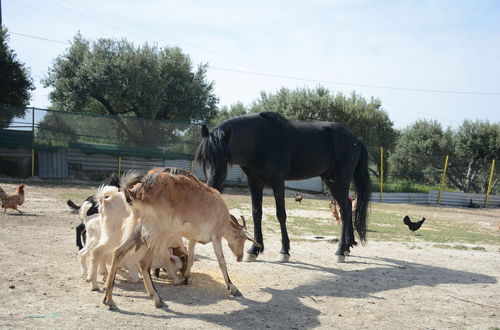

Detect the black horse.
[{"left": 195, "top": 112, "right": 370, "bottom": 262}]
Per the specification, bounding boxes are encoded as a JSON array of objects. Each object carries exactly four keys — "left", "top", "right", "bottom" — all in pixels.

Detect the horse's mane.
[
  {"left": 195, "top": 124, "right": 231, "bottom": 176},
  {"left": 195, "top": 112, "right": 288, "bottom": 176}
]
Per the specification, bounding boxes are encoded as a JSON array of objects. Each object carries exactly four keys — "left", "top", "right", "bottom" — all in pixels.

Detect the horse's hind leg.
[{"left": 323, "top": 176, "right": 355, "bottom": 262}]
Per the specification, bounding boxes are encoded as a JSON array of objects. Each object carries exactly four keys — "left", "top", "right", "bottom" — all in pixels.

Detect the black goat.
[{"left": 68, "top": 173, "right": 120, "bottom": 250}]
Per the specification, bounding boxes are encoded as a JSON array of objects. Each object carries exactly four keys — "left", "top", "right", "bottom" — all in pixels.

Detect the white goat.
[
  {"left": 87, "top": 185, "right": 186, "bottom": 291},
  {"left": 77, "top": 201, "right": 105, "bottom": 278},
  {"left": 102, "top": 169, "right": 260, "bottom": 309}
]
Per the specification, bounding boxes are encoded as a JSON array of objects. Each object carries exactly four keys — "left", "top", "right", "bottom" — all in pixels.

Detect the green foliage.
[
  {"left": 0, "top": 28, "right": 35, "bottom": 129},
  {"left": 447, "top": 120, "right": 500, "bottom": 193},
  {"left": 213, "top": 102, "right": 248, "bottom": 123},
  {"left": 43, "top": 33, "right": 218, "bottom": 123},
  {"left": 371, "top": 180, "right": 454, "bottom": 193},
  {"left": 388, "top": 120, "right": 453, "bottom": 184}
]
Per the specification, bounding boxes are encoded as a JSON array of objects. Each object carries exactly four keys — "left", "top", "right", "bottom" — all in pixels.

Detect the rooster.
[
  {"left": 403, "top": 215, "right": 426, "bottom": 235},
  {"left": 0, "top": 184, "right": 25, "bottom": 214},
  {"left": 329, "top": 197, "right": 355, "bottom": 225},
  {"left": 294, "top": 193, "right": 304, "bottom": 203}
]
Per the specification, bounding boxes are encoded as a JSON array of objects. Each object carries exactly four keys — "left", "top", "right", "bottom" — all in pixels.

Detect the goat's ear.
[
  {"left": 223, "top": 125, "right": 232, "bottom": 141},
  {"left": 201, "top": 124, "right": 209, "bottom": 138}
]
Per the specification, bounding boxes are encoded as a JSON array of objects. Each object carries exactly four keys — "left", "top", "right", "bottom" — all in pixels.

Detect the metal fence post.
[
  {"left": 380, "top": 146, "right": 384, "bottom": 202},
  {"left": 484, "top": 159, "right": 495, "bottom": 208},
  {"left": 31, "top": 107, "right": 35, "bottom": 177},
  {"left": 437, "top": 155, "right": 449, "bottom": 204}
]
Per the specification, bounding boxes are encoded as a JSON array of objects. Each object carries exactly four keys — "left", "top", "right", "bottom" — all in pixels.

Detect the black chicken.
[
  {"left": 403, "top": 215, "right": 426, "bottom": 235},
  {"left": 467, "top": 198, "right": 480, "bottom": 208}
]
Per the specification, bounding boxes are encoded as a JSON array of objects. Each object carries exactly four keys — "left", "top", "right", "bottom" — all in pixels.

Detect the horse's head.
[{"left": 195, "top": 124, "right": 232, "bottom": 192}]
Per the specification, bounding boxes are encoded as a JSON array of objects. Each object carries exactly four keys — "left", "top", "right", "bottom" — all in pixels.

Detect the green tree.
[
  {"left": 249, "top": 86, "right": 397, "bottom": 174},
  {"left": 447, "top": 120, "right": 500, "bottom": 193},
  {"left": 388, "top": 120, "right": 453, "bottom": 184},
  {"left": 0, "top": 28, "right": 35, "bottom": 129},
  {"left": 43, "top": 33, "right": 218, "bottom": 144},
  {"left": 213, "top": 102, "right": 248, "bottom": 123}
]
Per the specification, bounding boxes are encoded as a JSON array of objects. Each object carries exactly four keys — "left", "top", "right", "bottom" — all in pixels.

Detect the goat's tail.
[
  {"left": 120, "top": 171, "right": 143, "bottom": 204},
  {"left": 0, "top": 186, "right": 6, "bottom": 199},
  {"left": 353, "top": 142, "right": 371, "bottom": 243},
  {"left": 67, "top": 199, "right": 81, "bottom": 210}
]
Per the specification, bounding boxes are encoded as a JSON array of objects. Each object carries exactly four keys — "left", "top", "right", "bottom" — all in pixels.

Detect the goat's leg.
[
  {"left": 138, "top": 250, "right": 164, "bottom": 308},
  {"left": 78, "top": 241, "right": 93, "bottom": 278},
  {"left": 182, "top": 240, "right": 196, "bottom": 285},
  {"left": 89, "top": 242, "right": 113, "bottom": 291},
  {"left": 102, "top": 235, "right": 136, "bottom": 309},
  {"left": 212, "top": 236, "right": 240, "bottom": 296}
]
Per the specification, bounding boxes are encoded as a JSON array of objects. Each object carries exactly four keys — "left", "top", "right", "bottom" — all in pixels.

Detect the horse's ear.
[
  {"left": 201, "top": 124, "right": 209, "bottom": 138},
  {"left": 223, "top": 125, "right": 232, "bottom": 141}
]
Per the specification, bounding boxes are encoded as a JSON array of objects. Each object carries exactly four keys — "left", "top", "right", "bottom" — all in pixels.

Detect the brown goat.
[{"left": 102, "top": 169, "right": 260, "bottom": 309}]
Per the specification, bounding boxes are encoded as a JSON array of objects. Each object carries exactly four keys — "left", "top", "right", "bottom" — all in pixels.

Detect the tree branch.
[{"left": 89, "top": 92, "right": 143, "bottom": 145}]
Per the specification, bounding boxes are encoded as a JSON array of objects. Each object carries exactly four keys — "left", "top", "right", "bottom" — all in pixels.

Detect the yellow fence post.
[
  {"left": 31, "top": 149, "right": 35, "bottom": 177},
  {"left": 437, "top": 155, "right": 449, "bottom": 204},
  {"left": 191, "top": 160, "right": 195, "bottom": 173},
  {"left": 380, "top": 147, "right": 383, "bottom": 202},
  {"left": 118, "top": 156, "right": 122, "bottom": 178},
  {"left": 484, "top": 159, "right": 495, "bottom": 208}
]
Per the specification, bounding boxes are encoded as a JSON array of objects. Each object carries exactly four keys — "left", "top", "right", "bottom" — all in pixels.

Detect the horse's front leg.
[
  {"left": 243, "top": 179, "right": 264, "bottom": 262},
  {"left": 272, "top": 181, "right": 290, "bottom": 263}
]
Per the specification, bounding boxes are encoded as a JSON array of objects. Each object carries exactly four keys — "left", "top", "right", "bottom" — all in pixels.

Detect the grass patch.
[
  {"left": 221, "top": 193, "right": 500, "bottom": 246},
  {"left": 434, "top": 244, "right": 486, "bottom": 251},
  {"left": 371, "top": 181, "right": 458, "bottom": 193}
]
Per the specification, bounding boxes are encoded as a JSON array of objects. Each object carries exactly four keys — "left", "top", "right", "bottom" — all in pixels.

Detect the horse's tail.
[{"left": 353, "top": 143, "right": 371, "bottom": 243}]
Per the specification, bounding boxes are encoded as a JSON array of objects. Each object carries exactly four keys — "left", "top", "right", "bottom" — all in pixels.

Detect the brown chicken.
[
  {"left": 329, "top": 197, "right": 356, "bottom": 225},
  {"left": 0, "top": 184, "right": 25, "bottom": 214}
]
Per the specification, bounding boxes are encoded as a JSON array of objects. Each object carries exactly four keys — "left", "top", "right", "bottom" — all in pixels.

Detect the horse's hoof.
[
  {"left": 243, "top": 253, "right": 258, "bottom": 262},
  {"left": 336, "top": 255, "right": 345, "bottom": 263},
  {"left": 344, "top": 250, "right": 350, "bottom": 256},
  {"left": 277, "top": 253, "right": 290, "bottom": 263}
]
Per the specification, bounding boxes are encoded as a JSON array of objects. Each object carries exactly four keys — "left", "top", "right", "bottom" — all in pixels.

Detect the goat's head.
[
  {"left": 97, "top": 185, "right": 127, "bottom": 216},
  {"left": 226, "top": 215, "right": 261, "bottom": 262}
]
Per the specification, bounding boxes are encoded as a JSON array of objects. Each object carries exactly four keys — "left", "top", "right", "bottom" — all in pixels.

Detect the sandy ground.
[{"left": 0, "top": 182, "right": 499, "bottom": 329}]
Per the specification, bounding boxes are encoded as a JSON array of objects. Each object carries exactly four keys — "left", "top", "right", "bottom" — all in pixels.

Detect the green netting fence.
[{"left": 0, "top": 104, "right": 201, "bottom": 160}]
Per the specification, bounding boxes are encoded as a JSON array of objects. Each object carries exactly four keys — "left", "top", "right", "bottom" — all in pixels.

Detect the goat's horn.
[
  {"left": 240, "top": 215, "right": 247, "bottom": 229},
  {"left": 244, "top": 231, "right": 262, "bottom": 248},
  {"left": 230, "top": 214, "right": 238, "bottom": 226}
]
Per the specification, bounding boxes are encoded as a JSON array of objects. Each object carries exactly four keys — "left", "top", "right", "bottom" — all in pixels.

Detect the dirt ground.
[{"left": 0, "top": 182, "right": 499, "bottom": 329}]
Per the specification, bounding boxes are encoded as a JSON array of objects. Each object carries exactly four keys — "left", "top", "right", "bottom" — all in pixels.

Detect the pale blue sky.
[{"left": 4, "top": 0, "right": 500, "bottom": 129}]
